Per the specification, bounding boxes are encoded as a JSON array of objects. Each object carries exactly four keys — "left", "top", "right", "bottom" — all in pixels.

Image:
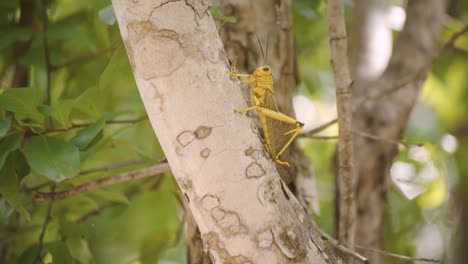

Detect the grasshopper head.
[{"left": 253, "top": 65, "right": 273, "bottom": 77}]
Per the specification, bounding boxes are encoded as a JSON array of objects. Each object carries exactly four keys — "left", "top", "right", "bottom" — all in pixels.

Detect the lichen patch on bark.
[
  {"left": 245, "top": 162, "right": 266, "bottom": 178},
  {"left": 212, "top": 207, "right": 247, "bottom": 236},
  {"left": 203, "top": 232, "right": 252, "bottom": 264},
  {"left": 256, "top": 229, "right": 274, "bottom": 249},
  {"left": 134, "top": 34, "right": 185, "bottom": 79},
  {"left": 201, "top": 194, "right": 220, "bottom": 211},
  {"left": 257, "top": 179, "right": 276, "bottom": 205},
  {"left": 200, "top": 148, "right": 211, "bottom": 158},
  {"left": 194, "top": 125, "right": 212, "bottom": 139},
  {"left": 272, "top": 225, "right": 304, "bottom": 259},
  {"left": 177, "top": 130, "right": 196, "bottom": 146}
]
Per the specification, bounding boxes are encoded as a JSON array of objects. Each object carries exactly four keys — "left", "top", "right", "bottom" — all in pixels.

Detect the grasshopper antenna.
[
  {"left": 255, "top": 33, "right": 266, "bottom": 64},
  {"left": 265, "top": 32, "right": 271, "bottom": 64}
]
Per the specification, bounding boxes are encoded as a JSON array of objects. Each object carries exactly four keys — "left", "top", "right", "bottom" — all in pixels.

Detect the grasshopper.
[{"left": 228, "top": 39, "right": 304, "bottom": 183}]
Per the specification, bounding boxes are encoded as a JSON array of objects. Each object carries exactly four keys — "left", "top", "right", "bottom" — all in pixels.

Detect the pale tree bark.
[
  {"left": 111, "top": 0, "right": 340, "bottom": 263},
  {"left": 327, "top": 0, "right": 356, "bottom": 262},
  {"left": 348, "top": 0, "right": 446, "bottom": 263}
]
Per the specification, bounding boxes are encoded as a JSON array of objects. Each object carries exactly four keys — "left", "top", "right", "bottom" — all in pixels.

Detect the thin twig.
[
  {"left": 327, "top": 0, "right": 356, "bottom": 252},
  {"left": 35, "top": 163, "right": 171, "bottom": 202},
  {"left": 51, "top": 44, "right": 121, "bottom": 71},
  {"left": 354, "top": 23, "right": 468, "bottom": 110},
  {"left": 303, "top": 130, "right": 421, "bottom": 148},
  {"left": 43, "top": 117, "right": 148, "bottom": 134},
  {"left": 320, "top": 230, "right": 368, "bottom": 263},
  {"left": 353, "top": 130, "right": 423, "bottom": 148},
  {"left": 300, "top": 118, "right": 338, "bottom": 138},
  {"left": 80, "top": 159, "right": 146, "bottom": 175},
  {"left": 40, "top": 0, "right": 51, "bottom": 106},
  {"left": 355, "top": 245, "right": 439, "bottom": 263},
  {"left": 34, "top": 184, "right": 55, "bottom": 263},
  {"left": 353, "top": 71, "right": 423, "bottom": 110},
  {"left": 23, "top": 158, "right": 148, "bottom": 192},
  {"left": 76, "top": 185, "right": 143, "bottom": 223},
  {"left": 307, "top": 135, "right": 339, "bottom": 140},
  {"left": 76, "top": 175, "right": 163, "bottom": 223},
  {"left": 434, "top": 24, "right": 468, "bottom": 60}
]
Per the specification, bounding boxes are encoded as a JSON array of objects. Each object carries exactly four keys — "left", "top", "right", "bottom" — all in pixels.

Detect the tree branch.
[
  {"left": 23, "top": 158, "right": 149, "bottom": 192},
  {"left": 43, "top": 117, "right": 148, "bottom": 134},
  {"left": 34, "top": 184, "right": 55, "bottom": 263},
  {"left": 34, "top": 163, "right": 170, "bottom": 201},
  {"left": 327, "top": 0, "right": 356, "bottom": 252},
  {"left": 40, "top": 0, "right": 51, "bottom": 106},
  {"left": 50, "top": 44, "right": 121, "bottom": 71},
  {"left": 355, "top": 245, "right": 439, "bottom": 263},
  {"left": 76, "top": 174, "right": 165, "bottom": 223},
  {"left": 320, "top": 230, "right": 368, "bottom": 263}
]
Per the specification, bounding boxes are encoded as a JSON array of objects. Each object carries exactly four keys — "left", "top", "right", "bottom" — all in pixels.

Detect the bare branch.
[
  {"left": 355, "top": 245, "right": 439, "bottom": 263},
  {"left": 302, "top": 130, "right": 420, "bottom": 147},
  {"left": 40, "top": 0, "right": 51, "bottom": 107},
  {"left": 352, "top": 130, "right": 422, "bottom": 148},
  {"left": 77, "top": 186, "right": 141, "bottom": 223},
  {"left": 43, "top": 117, "right": 148, "bottom": 134},
  {"left": 320, "top": 230, "right": 368, "bottom": 263},
  {"left": 435, "top": 24, "right": 468, "bottom": 59},
  {"left": 51, "top": 44, "right": 120, "bottom": 71},
  {"left": 354, "top": 24, "right": 468, "bottom": 110},
  {"left": 306, "top": 135, "right": 339, "bottom": 140},
  {"left": 327, "top": 0, "right": 356, "bottom": 252},
  {"left": 23, "top": 158, "right": 149, "bottom": 192},
  {"left": 76, "top": 176, "right": 164, "bottom": 223},
  {"left": 353, "top": 71, "right": 424, "bottom": 110},
  {"left": 34, "top": 184, "right": 55, "bottom": 263},
  {"left": 35, "top": 163, "right": 170, "bottom": 201},
  {"left": 80, "top": 158, "right": 147, "bottom": 175},
  {"left": 300, "top": 118, "right": 338, "bottom": 138}
]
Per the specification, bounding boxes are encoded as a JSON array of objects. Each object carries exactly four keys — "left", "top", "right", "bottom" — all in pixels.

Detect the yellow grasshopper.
[{"left": 228, "top": 38, "right": 304, "bottom": 183}]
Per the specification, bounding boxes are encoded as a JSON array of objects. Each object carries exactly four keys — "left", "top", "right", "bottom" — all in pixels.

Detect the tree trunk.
[
  {"left": 111, "top": 0, "right": 340, "bottom": 263},
  {"left": 348, "top": 0, "right": 446, "bottom": 263}
]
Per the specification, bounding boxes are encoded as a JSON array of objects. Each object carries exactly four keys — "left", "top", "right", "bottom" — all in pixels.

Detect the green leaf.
[
  {"left": 60, "top": 220, "right": 94, "bottom": 264},
  {"left": 98, "top": 5, "right": 116, "bottom": 25},
  {"left": 0, "top": 88, "right": 44, "bottom": 122},
  {"left": 47, "top": 21, "right": 86, "bottom": 41},
  {"left": 0, "top": 26, "right": 32, "bottom": 50},
  {"left": 0, "top": 133, "right": 22, "bottom": 169},
  {"left": 210, "top": 7, "right": 237, "bottom": 23},
  {"left": 37, "top": 105, "right": 52, "bottom": 116},
  {"left": 50, "top": 99, "right": 75, "bottom": 128},
  {"left": 24, "top": 136, "right": 80, "bottom": 181},
  {"left": 44, "top": 242, "right": 74, "bottom": 263},
  {"left": 0, "top": 198, "right": 15, "bottom": 226},
  {"left": 0, "top": 116, "right": 12, "bottom": 137},
  {"left": 19, "top": 245, "right": 38, "bottom": 264},
  {"left": 0, "top": 151, "right": 31, "bottom": 220},
  {"left": 71, "top": 119, "right": 106, "bottom": 150},
  {"left": 0, "top": 0, "right": 19, "bottom": 9}
]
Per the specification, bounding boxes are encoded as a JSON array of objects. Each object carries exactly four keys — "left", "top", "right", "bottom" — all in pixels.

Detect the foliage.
[{"left": 0, "top": 1, "right": 179, "bottom": 263}]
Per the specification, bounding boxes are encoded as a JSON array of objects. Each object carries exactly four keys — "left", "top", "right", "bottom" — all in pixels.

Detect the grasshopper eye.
[{"left": 262, "top": 67, "right": 269, "bottom": 71}]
